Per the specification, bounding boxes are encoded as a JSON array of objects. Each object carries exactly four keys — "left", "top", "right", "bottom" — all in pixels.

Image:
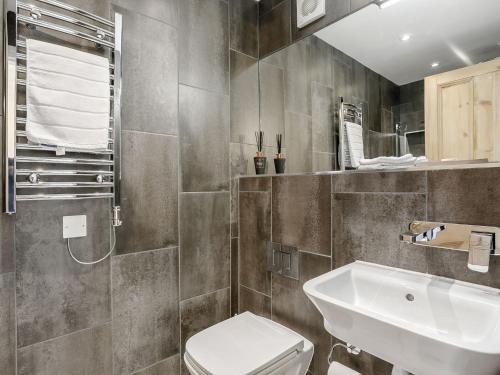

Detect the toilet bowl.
[{"left": 184, "top": 311, "right": 314, "bottom": 375}]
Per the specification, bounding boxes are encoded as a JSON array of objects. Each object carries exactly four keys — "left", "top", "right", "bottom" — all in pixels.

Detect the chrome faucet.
[{"left": 400, "top": 222, "right": 446, "bottom": 243}]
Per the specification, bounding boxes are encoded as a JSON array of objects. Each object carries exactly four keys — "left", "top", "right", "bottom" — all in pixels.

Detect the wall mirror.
[{"left": 259, "top": 0, "right": 500, "bottom": 172}]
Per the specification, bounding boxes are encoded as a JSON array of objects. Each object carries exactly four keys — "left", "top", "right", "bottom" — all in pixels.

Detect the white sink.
[{"left": 303, "top": 261, "right": 500, "bottom": 375}]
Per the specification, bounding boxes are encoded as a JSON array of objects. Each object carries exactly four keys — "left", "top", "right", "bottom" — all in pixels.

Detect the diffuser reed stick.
[
  {"left": 255, "top": 131, "right": 264, "bottom": 156},
  {"left": 276, "top": 134, "right": 283, "bottom": 158},
  {"left": 274, "top": 133, "right": 285, "bottom": 174}
]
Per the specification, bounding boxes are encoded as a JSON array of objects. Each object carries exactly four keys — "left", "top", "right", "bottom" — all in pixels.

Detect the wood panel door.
[{"left": 425, "top": 59, "right": 500, "bottom": 161}]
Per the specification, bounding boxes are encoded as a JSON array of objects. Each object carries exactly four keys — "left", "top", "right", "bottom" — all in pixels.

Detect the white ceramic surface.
[{"left": 303, "top": 261, "right": 500, "bottom": 375}]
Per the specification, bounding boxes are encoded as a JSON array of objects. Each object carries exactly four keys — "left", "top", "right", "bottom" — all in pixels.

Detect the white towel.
[
  {"left": 359, "top": 154, "right": 415, "bottom": 166},
  {"left": 344, "top": 121, "right": 364, "bottom": 168},
  {"left": 26, "top": 39, "right": 110, "bottom": 150}
]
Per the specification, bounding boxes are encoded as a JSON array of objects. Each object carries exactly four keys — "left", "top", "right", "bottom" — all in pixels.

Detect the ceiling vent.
[{"left": 297, "top": 0, "right": 325, "bottom": 28}]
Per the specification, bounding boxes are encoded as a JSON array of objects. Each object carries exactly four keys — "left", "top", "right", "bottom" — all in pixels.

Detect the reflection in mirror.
[{"left": 259, "top": 0, "right": 500, "bottom": 173}]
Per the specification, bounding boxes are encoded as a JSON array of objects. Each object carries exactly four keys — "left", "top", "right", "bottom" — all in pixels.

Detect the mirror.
[{"left": 258, "top": 0, "right": 500, "bottom": 173}]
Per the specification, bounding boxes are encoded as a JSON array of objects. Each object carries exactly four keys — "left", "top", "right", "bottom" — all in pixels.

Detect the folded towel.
[
  {"left": 26, "top": 39, "right": 110, "bottom": 150},
  {"left": 344, "top": 121, "right": 364, "bottom": 168},
  {"left": 359, "top": 154, "right": 415, "bottom": 166},
  {"left": 358, "top": 155, "right": 429, "bottom": 170}
]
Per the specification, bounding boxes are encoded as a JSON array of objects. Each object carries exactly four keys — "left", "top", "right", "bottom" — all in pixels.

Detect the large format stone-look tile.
[
  {"left": 239, "top": 285, "right": 271, "bottom": 318},
  {"left": 119, "top": 8, "right": 178, "bottom": 135},
  {"left": 179, "top": 85, "right": 230, "bottom": 192},
  {"left": 259, "top": 0, "right": 291, "bottom": 57},
  {"left": 112, "top": 0, "right": 178, "bottom": 27},
  {"left": 312, "top": 82, "right": 335, "bottom": 154},
  {"left": 239, "top": 192, "right": 272, "bottom": 295},
  {"left": 272, "top": 252, "right": 331, "bottom": 375},
  {"left": 259, "top": 62, "right": 286, "bottom": 147},
  {"left": 332, "top": 170, "right": 427, "bottom": 193},
  {"left": 131, "top": 354, "right": 180, "bottom": 375},
  {"left": 332, "top": 193, "right": 426, "bottom": 267},
  {"left": 272, "top": 175, "right": 331, "bottom": 255},
  {"left": 117, "top": 132, "right": 178, "bottom": 254},
  {"left": 180, "top": 192, "right": 230, "bottom": 300},
  {"left": 428, "top": 168, "right": 500, "bottom": 227},
  {"left": 284, "top": 40, "right": 311, "bottom": 116},
  {"left": 240, "top": 176, "right": 272, "bottom": 192},
  {"left": 18, "top": 324, "right": 112, "bottom": 375},
  {"left": 230, "top": 0, "right": 258, "bottom": 57},
  {"left": 284, "top": 112, "right": 312, "bottom": 173},
  {"left": 112, "top": 248, "right": 179, "bottom": 375},
  {"left": 15, "top": 200, "right": 111, "bottom": 348},
  {"left": 0, "top": 213, "right": 14, "bottom": 274},
  {"left": 180, "top": 288, "right": 230, "bottom": 354},
  {"left": 309, "top": 37, "right": 334, "bottom": 87},
  {"left": 230, "top": 50, "right": 259, "bottom": 144},
  {"left": 231, "top": 237, "right": 239, "bottom": 315},
  {"left": 179, "top": 0, "right": 229, "bottom": 94},
  {"left": 0, "top": 273, "right": 15, "bottom": 374}
]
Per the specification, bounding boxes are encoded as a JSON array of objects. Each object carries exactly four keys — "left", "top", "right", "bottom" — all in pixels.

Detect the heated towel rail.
[
  {"left": 3, "top": 0, "right": 122, "bottom": 224},
  {"left": 338, "top": 97, "right": 363, "bottom": 171}
]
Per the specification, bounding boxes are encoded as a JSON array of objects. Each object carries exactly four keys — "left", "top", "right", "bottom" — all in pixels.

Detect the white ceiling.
[{"left": 314, "top": 0, "right": 500, "bottom": 85}]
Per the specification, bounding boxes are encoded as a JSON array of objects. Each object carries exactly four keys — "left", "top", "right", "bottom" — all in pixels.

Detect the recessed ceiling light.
[
  {"left": 401, "top": 34, "right": 411, "bottom": 42},
  {"left": 431, "top": 62, "right": 440, "bottom": 68}
]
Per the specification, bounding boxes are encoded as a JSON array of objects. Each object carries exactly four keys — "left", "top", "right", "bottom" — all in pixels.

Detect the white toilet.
[{"left": 184, "top": 311, "right": 314, "bottom": 375}]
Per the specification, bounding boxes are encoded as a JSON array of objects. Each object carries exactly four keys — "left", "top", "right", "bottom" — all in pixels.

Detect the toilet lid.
[{"left": 185, "top": 311, "right": 305, "bottom": 375}]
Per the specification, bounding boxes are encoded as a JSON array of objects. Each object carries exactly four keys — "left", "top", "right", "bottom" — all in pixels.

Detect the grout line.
[
  {"left": 121, "top": 129, "right": 178, "bottom": 138},
  {"left": 178, "top": 191, "right": 230, "bottom": 195},
  {"left": 299, "top": 249, "right": 331, "bottom": 259},
  {"left": 240, "top": 284, "right": 271, "bottom": 299},
  {"left": 111, "top": 245, "right": 178, "bottom": 259},
  {"left": 130, "top": 353, "right": 180, "bottom": 375},
  {"left": 229, "top": 48, "right": 258, "bottom": 61},
  {"left": 179, "top": 286, "right": 231, "bottom": 304},
  {"left": 178, "top": 82, "right": 229, "bottom": 98}
]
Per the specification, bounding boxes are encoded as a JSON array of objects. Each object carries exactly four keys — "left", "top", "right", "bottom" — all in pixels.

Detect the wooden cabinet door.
[{"left": 425, "top": 59, "right": 500, "bottom": 161}]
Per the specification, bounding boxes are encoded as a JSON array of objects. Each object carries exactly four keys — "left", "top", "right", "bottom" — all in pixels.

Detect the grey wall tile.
[
  {"left": 112, "top": 248, "right": 179, "bottom": 375},
  {"left": 272, "top": 175, "right": 331, "bottom": 255},
  {"left": 285, "top": 111, "right": 312, "bottom": 173},
  {"left": 112, "top": 0, "right": 178, "bottom": 27},
  {"left": 239, "top": 192, "right": 272, "bottom": 295},
  {"left": 312, "top": 82, "right": 335, "bottom": 154},
  {"left": 309, "top": 37, "right": 334, "bottom": 87},
  {"left": 284, "top": 40, "right": 311, "bottom": 115},
  {"left": 231, "top": 238, "right": 239, "bottom": 315},
  {"left": 272, "top": 252, "right": 331, "bottom": 375},
  {"left": 0, "top": 273, "right": 15, "bottom": 375},
  {"left": 231, "top": 178, "right": 240, "bottom": 238},
  {"left": 179, "top": 0, "right": 229, "bottom": 94},
  {"left": 179, "top": 85, "right": 230, "bottom": 192},
  {"left": 259, "top": 62, "right": 286, "bottom": 147},
  {"left": 332, "top": 193, "right": 426, "bottom": 268},
  {"left": 18, "top": 324, "right": 112, "bottom": 375},
  {"left": 15, "top": 200, "right": 111, "bottom": 348},
  {"left": 180, "top": 192, "right": 230, "bottom": 300},
  {"left": 332, "top": 171, "right": 427, "bottom": 193},
  {"left": 428, "top": 168, "right": 500, "bottom": 227},
  {"left": 0, "top": 214, "right": 14, "bottom": 274},
  {"left": 230, "top": 0, "right": 258, "bottom": 57},
  {"left": 350, "top": 0, "right": 374, "bottom": 12},
  {"left": 239, "top": 285, "right": 271, "bottom": 318},
  {"left": 259, "top": 0, "right": 291, "bottom": 57},
  {"left": 180, "top": 288, "right": 230, "bottom": 354},
  {"left": 333, "top": 59, "right": 353, "bottom": 102},
  {"left": 131, "top": 354, "right": 180, "bottom": 375},
  {"left": 231, "top": 142, "right": 258, "bottom": 177},
  {"left": 117, "top": 132, "right": 178, "bottom": 254},
  {"left": 120, "top": 8, "right": 178, "bottom": 135},
  {"left": 230, "top": 51, "right": 259, "bottom": 144},
  {"left": 240, "top": 176, "right": 272, "bottom": 192},
  {"left": 259, "top": 0, "right": 288, "bottom": 15},
  {"left": 313, "top": 152, "right": 335, "bottom": 172}
]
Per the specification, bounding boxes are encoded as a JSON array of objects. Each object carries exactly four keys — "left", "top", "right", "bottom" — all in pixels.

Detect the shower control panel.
[
  {"left": 63, "top": 215, "right": 87, "bottom": 239},
  {"left": 267, "top": 242, "right": 299, "bottom": 280}
]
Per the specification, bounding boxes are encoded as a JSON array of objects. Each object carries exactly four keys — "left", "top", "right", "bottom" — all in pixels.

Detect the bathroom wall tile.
[
  {"left": 333, "top": 59, "right": 353, "bottom": 102},
  {"left": 259, "top": 62, "right": 286, "bottom": 147},
  {"left": 231, "top": 142, "right": 258, "bottom": 177},
  {"left": 15, "top": 200, "right": 111, "bottom": 348},
  {"left": 231, "top": 238, "right": 239, "bottom": 315},
  {"left": 240, "top": 176, "right": 272, "bottom": 192},
  {"left": 428, "top": 168, "right": 500, "bottom": 227},
  {"left": 117, "top": 132, "right": 178, "bottom": 254},
  {"left": 332, "top": 170, "right": 427, "bottom": 193},
  {"left": 179, "top": 0, "right": 229, "bottom": 94},
  {"left": 239, "top": 192, "right": 272, "bottom": 295},
  {"left": 112, "top": 0, "right": 178, "bottom": 27},
  {"left": 312, "top": 152, "right": 335, "bottom": 172},
  {"left": 312, "top": 82, "right": 335, "bottom": 154},
  {"left": 350, "top": 0, "right": 374, "bottom": 12},
  {"left": 0, "top": 273, "right": 15, "bottom": 374},
  {"left": 230, "top": 50, "right": 259, "bottom": 144},
  {"left": 112, "top": 247, "right": 179, "bottom": 375},
  {"left": 272, "top": 252, "right": 331, "bottom": 375},
  {"left": 239, "top": 285, "right": 271, "bottom": 318},
  {"left": 180, "top": 288, "right": 230, "bottom": 354},
  {"left": 230, "top": 0, "right": 258, "bottom": 57},
  {"left": 309, "top": 37, "right": 334, "bottom": 87},
  {"left": 120, "top": 8, "right": 178, "bottom": 135},
  {"left": 352, "top": 59, "right": 368, "bottom": 101},
  {"left": 179, "top": 85, "right": 230, "bottom": 192},
  {"left": 180, "top": 192, "right": 230, "bottom": 300},
  {"left": 0, "top": 213, "right": 14, "bottom": 274},
  {"left": 285, "top": 111, "right": 313, "bottom": 173},
  {"left": 272, "top": 175, "right": 331, "bottom": 255},
  {"left": 332, "top": 193, "right": 426, "bottom": 268},
  {"left": 259, "top": 0, "right": 287, "bottom": 15},
  {"left": 131, "top": 354, "right": 180, "bottom": 375},
  {"left": 284, "top": 41, "right": 311, "bottom": 115},
  {"left": 231, "top": 178, "right": 240, "bottom": 238},
  {"left": 18, "top": 324, "right": 112, "bottom": 375},
  {"left": 259, "top": 0, "right": 291, "bottom": 57}
]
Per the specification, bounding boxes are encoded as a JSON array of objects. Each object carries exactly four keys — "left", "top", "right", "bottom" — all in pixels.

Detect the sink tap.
[{"left": 400, "top": 222, "right": 446, "bottom": 243}]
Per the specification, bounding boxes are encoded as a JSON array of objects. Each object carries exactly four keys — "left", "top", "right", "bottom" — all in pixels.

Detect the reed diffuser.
[
  {"left": 254, "top": 131, "right": 267, "bottom": 175},
  {"left": 274, "top": 133, "right": 286, "bottom": 174}
]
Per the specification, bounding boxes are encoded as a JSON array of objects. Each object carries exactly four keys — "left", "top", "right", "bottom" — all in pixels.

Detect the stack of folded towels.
[{"left": 358, "top": 154, "right": 427, "bottom": 170}]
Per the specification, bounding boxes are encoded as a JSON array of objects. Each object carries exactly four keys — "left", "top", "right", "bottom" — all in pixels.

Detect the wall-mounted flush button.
[
  {"left": 63, "top": 215, "right": 87, "bottom": 239},
  {"left": 267, "top": 242, "right": 299, "bottom": 280}
]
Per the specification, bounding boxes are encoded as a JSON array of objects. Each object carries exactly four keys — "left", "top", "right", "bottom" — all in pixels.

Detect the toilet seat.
[{"left": 184, "top": 312, "right": 311, "bottom": 375}]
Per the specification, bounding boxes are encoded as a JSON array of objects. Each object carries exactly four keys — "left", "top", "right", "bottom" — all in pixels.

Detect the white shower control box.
[{"left": 63, "top": 215, "right": 87, "bottom": 239}]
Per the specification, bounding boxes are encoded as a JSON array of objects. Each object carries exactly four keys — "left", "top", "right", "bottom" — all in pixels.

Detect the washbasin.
[{"left": 303, "top": 261, "right": 500, "bottom": 375}]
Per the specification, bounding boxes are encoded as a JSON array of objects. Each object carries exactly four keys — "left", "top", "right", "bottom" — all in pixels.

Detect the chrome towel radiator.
[
  {"left": 338, "top": 97, "right": 363, "bottom": 171},
  {"left": 3, "top": 0, "right": 122, "bottom": 226}
]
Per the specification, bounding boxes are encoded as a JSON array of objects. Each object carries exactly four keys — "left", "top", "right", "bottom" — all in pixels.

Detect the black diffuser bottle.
[
  {"left": 254, "top": 130, "right": 267, "bottom": 175},
  {"left": 274, "top": 133, "right": 285, "bottom": 174}
]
